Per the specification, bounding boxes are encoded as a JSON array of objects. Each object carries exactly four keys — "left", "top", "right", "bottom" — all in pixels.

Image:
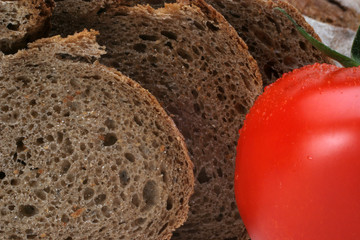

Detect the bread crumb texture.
[
  {"left": 0, "top": 30, "right": 194, "bottom": 240},
  {"left": 206, "top": 0, "right": 332, "bottom": 86},
  {"left": 0, "top": 0, "right": 54, "bottom": 54}
]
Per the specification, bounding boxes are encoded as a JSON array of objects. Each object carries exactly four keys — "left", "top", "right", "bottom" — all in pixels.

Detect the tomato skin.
[{"left": 235, "top": 63, "right": 360, "bottom": 240}]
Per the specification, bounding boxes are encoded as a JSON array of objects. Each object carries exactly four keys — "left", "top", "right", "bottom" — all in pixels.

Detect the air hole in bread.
[
  {"left": 61, "top": 214, "right": 69, "bottom": 223},
  {"left": 103, "top": 133, "right": 117, "bottom": 146},
  {"left": 60, "top": 160, "right": 71, "bottom": 174},
  {"left": 235, "top": 103, "right": 247, "bottom": 115},
  {"left": 56, "top": 132, "right": 63, "bottom": 144},
  {"left": 96, "top": 7, "right": 106, "bottom": 15},
  {"left": 30, "top": 110, "right": 38, "bottom": 118},
  {"left": 101, "top": 206, "right": 110, "bottom": 218},
  {"left": 0, "top": 171, "right": 5, "bottom": 179},
  {"left": 119, "top": 170, "right": 130, "bottom": 186},
  {"left": 193, "top": 20, "right": 205, "bottom": 31},
  {"left": 264, "top": 61, "right": 280, "bottom": 80},
  {"left": 133, "top": 115, "right": 143, "bottom": 126},
  {"left": 166, "top": 196, "right": 173, "bottom": 210},
  {"left": 19, "top": 205, "right": 38, "bottom": 217},
  {"left": 206, "top": 21, "right": 220, "bottom": 31},
  {"left": 161, "top": 31, "right": 177, "bottom": 40},
  {"left": 63, "top": 138, "right": 74, "bottom": 155},
  {"left": 80, "top": 142, "right": 86, "bottom": 151},
  {"left": 191, "top": 46, "right": 200, "bottom": 55},
  {"left": 139, "top": 34, "right": 159, "bottom": 41},
  {"left": 36, "top": 138, "right": 44, "bottom": 145},
  {"left": 94, "top": 194, "right": 107, "bottom": 205},
  {"left": 28, "top": 99, "right": 36, "bottom": 106},
  {"left": 242, "top": 76, "right": 253, "bottom": 91},
  {"left": 6, "top": 22, "right": 20, "bottom": 31},
  {"left": 132, "top": 194, "right": 140, "bottom": 207},
  {"left": 124, "top": 153, "right": 135, "bottom": 162},
  {"left": 299, "top": 41, "right": 307, "bottom": 51},
  {"left": 1, "top": 105, "right": 10, "bottom": 112},
  {"left": 15, "top": 138, "right": 26, "bottom": 153},
  {"left": 158, "top": 222, "right": 168, "bottom": 235},
  {"left": 143, "top": 180, "right": 158, "bottom": 208},
  {"left": 105, "top": 118, "right": 116, "bottom": 129},
  {"left": 133, "top": 43, "right": 147, "bottom": 53},
  {"left": 134, "top": 217, "right": 146, "bottom": 226},
  {"left": 83, "top": 187, "right": 94, "bottom": 200},
  {"left": 197, "top": 167, "right": 211, "bottom": 184},
  {"left": 10, "top": 179, "right": 19, "bottom": 186}
]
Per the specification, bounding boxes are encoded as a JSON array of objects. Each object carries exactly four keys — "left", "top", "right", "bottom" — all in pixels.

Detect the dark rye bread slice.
[
  {"left": 0, "top": 0, "right": 54, "bottom": 54},
  {"left": 0, "top": 30, "right": 194, "bottom": 240},
  {"left": 284, "top": 0, "right": 360, "bottom": 31},
  {"left": 52, "top": 1, "right": 263, "bottom": 239},
  {"left": 204, "top": 0, "right": 332, "bottom": 86}
]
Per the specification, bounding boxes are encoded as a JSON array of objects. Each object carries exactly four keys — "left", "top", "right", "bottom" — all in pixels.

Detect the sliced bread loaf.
[
  {"left": 52, "top": 1, "right": 263, "bottom": 239},
  {"left": 0, "top": 30, "right": 194, "bottom": 240},
  {"left": 284, "top": 0, "right": 360, "bottom": 31},
  {"left": 205, "top": 0, "right": 332, "bottom": 86},
  {"left": 0, "top": 0, "right": 54, "bottom": 54}
]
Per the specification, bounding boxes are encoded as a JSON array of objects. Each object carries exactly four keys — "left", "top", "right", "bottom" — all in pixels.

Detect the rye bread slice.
[
  {"left": 51, "top": 1, "right": 263, "bottom": 239},
  {"left": 0, "top": 0, "right": 54, "bottom": 54},
  {"left": 0, "top": 30, "right": 194, "bottom": 240},
  {"left": 204, "top": 0, "right": 332, "bottom": 86},
  {"left": 284, "top": 0, "right": 360, "bottom": 31}
]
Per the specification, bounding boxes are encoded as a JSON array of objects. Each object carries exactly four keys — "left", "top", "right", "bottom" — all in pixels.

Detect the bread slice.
[
  {"left": 203, "top": 0, "right": 332, "bottom": 86},
  {"left": 0, "top": 30, "right": 194, "bottom": 240},
  {"left": 51, "top": 1, "right": 263, "bottom": 239},
  {"left": 284, "top": 0, "right": 360, "bottom": 31},
  {"left": 0, "top": 0, "right": 54, "bottom": 54}
]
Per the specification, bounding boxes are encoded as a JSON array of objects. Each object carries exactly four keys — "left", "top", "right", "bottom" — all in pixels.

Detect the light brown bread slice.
[
  {"left": 51, "top": 1, "right": 263, "bottom": 239},
  {"left": 284, "top": 0, "right": 360, "bottom": 31},
  {"left": 204, "top": 0, "right": 332, "bottom": 86},
  {"left": 0, "top": 30, "right": 194, "bottom": 240},
  {"left": 0, "top": 0, "right": 54, "bottom": 54}
]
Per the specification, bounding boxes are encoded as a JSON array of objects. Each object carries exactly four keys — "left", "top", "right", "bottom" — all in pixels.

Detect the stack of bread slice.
[{"left": 0, "top": 0, "right": 334, "bottom": 239}]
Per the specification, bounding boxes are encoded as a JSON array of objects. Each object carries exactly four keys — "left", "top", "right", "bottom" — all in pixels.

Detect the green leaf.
[
  {"left": 351, "top": 25, "right": 360, "bottom": 62},
  {"left": 274, "top": 7, "right": 360, "bottom": 68}
]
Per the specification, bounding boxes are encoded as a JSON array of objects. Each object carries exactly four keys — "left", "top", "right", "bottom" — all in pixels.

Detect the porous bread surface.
[
  {"left": 0, "top": 30, "right": 194, "bottom": 240},
  {"left": 53, "top": 1, "right": 263, "bottom": 239},
  {"left": 206, "top": 0, "right": 332, "bottom": 86},
  {"left": 0, "top": 0, "right": 54, "bottom": 54},
  {"left": 284, "top": 0, "right": 360, "bottom": 31}
]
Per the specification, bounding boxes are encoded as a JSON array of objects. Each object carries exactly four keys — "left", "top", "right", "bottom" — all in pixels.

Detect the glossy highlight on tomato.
[{"left": 235, "top": 63, "right": 360, "bottom": 240}]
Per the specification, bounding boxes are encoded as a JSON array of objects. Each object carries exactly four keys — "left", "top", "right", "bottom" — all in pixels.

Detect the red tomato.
[{"left": 235, "top": 63, "right": 360, "bottom": 240}]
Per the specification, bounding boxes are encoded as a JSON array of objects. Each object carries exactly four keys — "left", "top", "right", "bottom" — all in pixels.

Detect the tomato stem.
[
  {"left": 351, "top": 26, "right": 360, "bottom": 62},
  {"left": 275, "top": 7, "right": 360, "bottom": 68}
]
